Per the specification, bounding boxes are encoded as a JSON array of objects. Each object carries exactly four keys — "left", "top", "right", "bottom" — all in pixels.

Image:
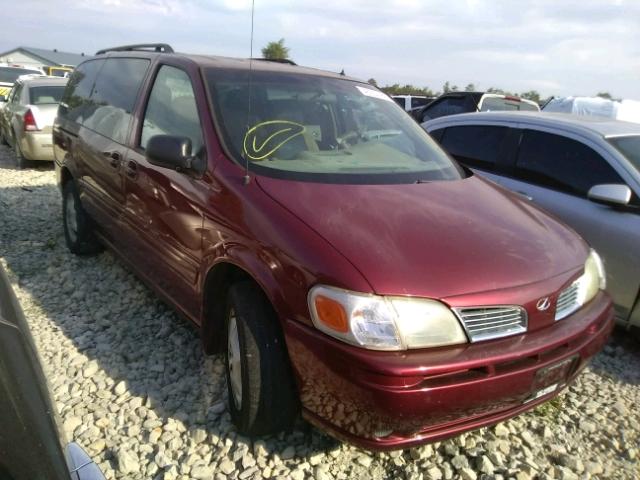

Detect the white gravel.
[{"left": 0, "top": 145, "right": 639, "bottom": 480}]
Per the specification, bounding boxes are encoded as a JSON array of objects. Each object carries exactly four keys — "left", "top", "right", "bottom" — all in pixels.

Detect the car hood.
[{"left": 257, "top": 174, "right": 588, "bottom": 299}]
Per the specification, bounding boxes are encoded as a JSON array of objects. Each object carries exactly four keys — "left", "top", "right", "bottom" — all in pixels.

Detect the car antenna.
[{"left": 243, "top": 0, "right": 256, "bottom": 186}]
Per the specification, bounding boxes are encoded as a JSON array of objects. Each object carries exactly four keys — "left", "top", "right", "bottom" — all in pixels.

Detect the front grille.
[
  {"left": 453, "top": 306, "right": 527, "bottom": 342},
  {"left": 555, "top": 280, "right": 580, "bottom": 320}
]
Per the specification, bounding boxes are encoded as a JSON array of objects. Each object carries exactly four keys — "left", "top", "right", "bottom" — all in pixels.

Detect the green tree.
[
  {"left": 442, "top": 81, "right": 459, "bottom": 93},
  {"left": 380, "top": 84, "right": 435, "bottom": 96},
  {"left": 261, "top": 38, "right": 290, "bottom": 60},
  {"left": 367, "top": 78, "right": 378, "bottom": 87},
  {"left": 464, "top": 83, "right": 476, "bottom": 92},
  {"left": 596, "top": 92, "right": 613, "bottom": 100}
]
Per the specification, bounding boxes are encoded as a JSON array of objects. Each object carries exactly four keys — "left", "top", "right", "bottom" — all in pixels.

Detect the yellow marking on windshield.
[
  {"left": 243, "top": 120, "right": 305, "bottom": 161},
  {"left": 252, "top": 127, "right": 294, "bottom": 153}
]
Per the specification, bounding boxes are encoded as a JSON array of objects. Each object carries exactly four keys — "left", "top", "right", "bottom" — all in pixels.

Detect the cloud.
[{"left": 1, "top": 0, "right": 638, "bottom": 98}]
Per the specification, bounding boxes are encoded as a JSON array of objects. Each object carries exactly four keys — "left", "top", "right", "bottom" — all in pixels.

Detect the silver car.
[
  {"left": 423, "top": 112, "right": 640, "bottom": 329},
  {"left": 0, "top": 76, "right": 68, "bottom": 168}
]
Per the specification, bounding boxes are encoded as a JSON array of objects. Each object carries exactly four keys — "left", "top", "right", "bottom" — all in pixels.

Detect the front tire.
[
  {"left": 225, "top": 282, "right": 299, "bottom": 436},
  {"left": 62, "top": 180, "right": 103, "bottom": 255}
]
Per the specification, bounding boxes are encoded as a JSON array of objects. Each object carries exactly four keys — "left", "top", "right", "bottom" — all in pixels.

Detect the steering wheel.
[{"left": 336, "top": 131, "right": 362, "bottom": 149}]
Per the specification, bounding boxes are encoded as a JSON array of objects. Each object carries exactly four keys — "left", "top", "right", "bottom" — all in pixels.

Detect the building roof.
[{"left": 0, "top": 46, "right": 91, "bottom": 66}]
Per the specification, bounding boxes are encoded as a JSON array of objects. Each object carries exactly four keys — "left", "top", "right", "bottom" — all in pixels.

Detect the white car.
[
  {"left": 412, "top": 92, "right": 539, "bottom": 123},
  {"left": 391, "top": 94, "right": 433, "bottom": 111}
]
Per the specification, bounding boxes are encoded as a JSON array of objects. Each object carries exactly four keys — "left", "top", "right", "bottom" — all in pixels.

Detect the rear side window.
[
  {"left": 83, "top": 58, "right": 149, "bottom": 144},
  {"left": 439, "top": 125, "right": 509, "bottom": 171},
  {"left": 0, "top": 67, "right": 41, "bottom": 84},
  {"left": 140, "top": 65, "right": 203, "bottom": 154},
  {"left": 411, "top": 97, "right": 430, "bottom": 109},
  {"left": 59, "top": 60, "right": 104, "bottom": 124},
  {"left": 422, "top": 97, "right": 469, "bottom": 120},
  {"left": 29, "top": 86, "right": 65, "bottom": 105},
  {"left": 515, "top": 130, "right": 624, "bottom": 196}
]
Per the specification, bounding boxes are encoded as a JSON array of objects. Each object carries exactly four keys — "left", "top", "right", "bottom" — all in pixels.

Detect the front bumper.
[{"left": 284, "top": 291, "right": 613, "bottom": 450}]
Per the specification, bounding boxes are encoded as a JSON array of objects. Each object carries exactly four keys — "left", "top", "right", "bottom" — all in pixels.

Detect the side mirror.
[
  {"left": 587, "top": 184, "right": 632, "bottom": 207},
  {"left": 146, "top": 135, "right": 201, "bottom": 172},
  {"left": 0, "top": 95, "right": 7, "bottom": 103},
  {"left": 66, "top": 443, "right": 106, "bottom": 480}
]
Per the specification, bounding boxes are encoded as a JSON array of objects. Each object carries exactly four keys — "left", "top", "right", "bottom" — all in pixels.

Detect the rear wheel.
[
  {"left": 224, "top": 282, "right": 299, "bottom": 436},
  {"left": 62, "top": 180, "right": 103, "bottom": 255}
]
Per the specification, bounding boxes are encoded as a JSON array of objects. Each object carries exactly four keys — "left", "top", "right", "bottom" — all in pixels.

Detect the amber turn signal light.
[{"left": 314, "top": 295, "right": 349, "bottom": 333}]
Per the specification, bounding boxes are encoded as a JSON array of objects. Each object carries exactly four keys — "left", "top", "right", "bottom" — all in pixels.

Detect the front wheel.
[
  {"left": 62, "top": 180, "right": 103, "bottom": 255},
  {"left": 225, "top": 282, "right": 299, "bottom": 436}
]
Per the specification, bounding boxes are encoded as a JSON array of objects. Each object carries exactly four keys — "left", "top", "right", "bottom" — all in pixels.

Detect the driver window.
[{"left": 141, "top": 65, "right": 204, "bottom": 154}]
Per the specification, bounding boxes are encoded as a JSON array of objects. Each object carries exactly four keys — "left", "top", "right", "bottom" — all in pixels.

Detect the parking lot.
[{"left": 0, "top": 145, "right": 638, "bottom": 479}]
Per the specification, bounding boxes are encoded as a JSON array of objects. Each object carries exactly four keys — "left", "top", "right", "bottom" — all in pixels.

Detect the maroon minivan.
[{"left": 53, "top": 44, "right": 613, "bottom": 450}]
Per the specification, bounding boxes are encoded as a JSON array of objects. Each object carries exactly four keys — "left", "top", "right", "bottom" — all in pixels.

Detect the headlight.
[
  {"left": 578, "top": 249, "right": 606, "bottom": 306},
  {"left": 558, "top": 249, "right": 607, "bottom": 320},
  {"left": 308, "top": 285, "right": 468, "bottom": 351}
]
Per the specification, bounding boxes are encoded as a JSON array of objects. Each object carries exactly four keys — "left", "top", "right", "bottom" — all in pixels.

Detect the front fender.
[{"left": 199, "top": 165, "right": 372, "bottom": 333}]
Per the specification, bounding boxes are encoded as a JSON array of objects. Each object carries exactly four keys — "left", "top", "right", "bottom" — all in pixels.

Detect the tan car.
[{"left": 0, "top": 76, "right": 67, "bottom": 168}]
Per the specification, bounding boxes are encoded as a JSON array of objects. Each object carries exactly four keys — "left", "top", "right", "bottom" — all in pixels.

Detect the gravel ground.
[{"left": 0, "top": 145, "right": 639, "bottom": 480}]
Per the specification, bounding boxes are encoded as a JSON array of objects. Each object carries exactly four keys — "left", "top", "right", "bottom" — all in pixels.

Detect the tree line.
[
  {"left": 261, "top": 39, "right": 615, "bottom": 105},
  {"left": 371, "top": 80, "right": 615, "bottom": 106}
]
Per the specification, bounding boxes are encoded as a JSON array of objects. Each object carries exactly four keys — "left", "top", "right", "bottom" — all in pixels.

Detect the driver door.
[{"left": 122, "top": 64, "right": 208, "bottom": 321}]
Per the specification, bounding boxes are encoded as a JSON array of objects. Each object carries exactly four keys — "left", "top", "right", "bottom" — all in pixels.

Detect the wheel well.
[{"left": 202, "top": 262, "right": 256, "bottom": 354}]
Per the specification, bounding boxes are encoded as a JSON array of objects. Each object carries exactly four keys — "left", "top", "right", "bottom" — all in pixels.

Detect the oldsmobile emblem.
[{"left": 536, "top": 297, "right": 551, "bottom": 311}]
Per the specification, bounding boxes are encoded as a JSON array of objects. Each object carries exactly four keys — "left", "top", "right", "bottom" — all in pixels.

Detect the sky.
[{"left": 1, "top": 0, "right": 638, "bottom": 99}]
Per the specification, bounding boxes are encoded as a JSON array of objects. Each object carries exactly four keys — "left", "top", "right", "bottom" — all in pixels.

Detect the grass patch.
[{"left": 534, "top": 396, "right": 564, "bottom": 421}]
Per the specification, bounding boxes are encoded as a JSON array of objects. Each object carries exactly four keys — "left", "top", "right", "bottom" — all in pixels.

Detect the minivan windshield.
[
  {"left": 609, "top": 135, "right": 640, "bottom": 171},
  {"left": 205, "top": 69, "right": 464, "bottom": 183}
]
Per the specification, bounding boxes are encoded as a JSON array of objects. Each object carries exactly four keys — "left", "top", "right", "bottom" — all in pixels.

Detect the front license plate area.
[{"left": 525, "top": 355, "right": 578, "bottom": 403}]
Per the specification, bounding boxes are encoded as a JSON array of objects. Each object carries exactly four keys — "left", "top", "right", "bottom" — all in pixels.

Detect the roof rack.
[
  {"left": 95, "top": 43, "right": 174, "bottom": 55},
  {"left": 252, "top": 58, "right": 297, "bottom": 66}
]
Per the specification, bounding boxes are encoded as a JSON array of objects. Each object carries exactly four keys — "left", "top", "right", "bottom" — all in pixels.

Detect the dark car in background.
[
  {"left": 411, "top": 91, "right": 539, "bottom": 123},
  {"left": 423, "top": 112, "right": 640, "bottom": 330},
  {"left": 53, "top": 43, "right": 613, "bottom": 450},
  {"left": 0, "top": 263, "right": 105, "bottom": 480}
]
